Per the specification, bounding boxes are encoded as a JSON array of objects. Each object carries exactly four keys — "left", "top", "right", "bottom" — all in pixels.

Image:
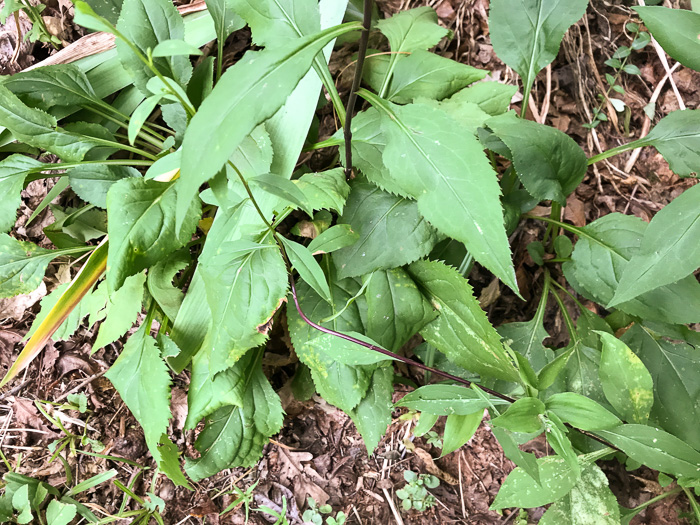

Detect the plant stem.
[
  {"left": 683, "top": 486, "right": 700, "bottom": 524},
  {"left": 24, "top": 159, "right": 153, "bottom": 183},
  {"left": 587, "top": 139, "right": 645, "bottom": 165},
  {"left": 343, "top": 0, "right": 373, "bottom": 179},
  {"left": 227, "top": 161, "right": 274, "bottom": 232},
  {"left": 543, "top": 201, "right": 562, "bottom": 246}
]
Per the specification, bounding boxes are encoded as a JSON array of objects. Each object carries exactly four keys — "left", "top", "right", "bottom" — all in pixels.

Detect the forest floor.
[{"left": 0, "top": 0, "right": 698, "bottom": 523}]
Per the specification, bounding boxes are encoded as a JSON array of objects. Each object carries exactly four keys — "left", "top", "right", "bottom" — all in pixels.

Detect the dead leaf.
[
  {"left": 0, "top": 282, "right": 46, "bottom": 321},
  {"left": 478, "top": 278, "right": 501, "bottom": 309},
  {"left": 564, "top": 195, "right": 586, "bottom": 227},
  {"left": 413, "top": 448, "right": 459, "bottom": 485},
  {"left": 11, "top": 397, "right": 48, "bottom": 431}
]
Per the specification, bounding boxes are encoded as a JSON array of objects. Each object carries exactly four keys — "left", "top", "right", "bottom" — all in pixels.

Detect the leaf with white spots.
[{"left": 396, "top": 384, "right": 510, "bottom": 415}]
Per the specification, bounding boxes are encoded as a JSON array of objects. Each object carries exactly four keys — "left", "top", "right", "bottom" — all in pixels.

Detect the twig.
[
  {"left": 53, "top": 369, "right": 107, "bottom": 404},
  {"left": 343, "top": 0, "right": 373, "bottom": 179},
  {"left": 381, "top": 487, "right": 405, "bottom": 525}
]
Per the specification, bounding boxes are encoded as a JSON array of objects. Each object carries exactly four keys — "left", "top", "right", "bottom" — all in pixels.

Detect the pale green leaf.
[
  {"left": 612, "top": 183, "right": 700, "bottom": 305},
  {"left": 128, "top": 95, "right": 160, "bottom": 145},
  {"left": 448, "top": 81, "right": 517, "bottom": 116},
  {"left": 152, "top": 39, "right": 203, "bottom": 57},
  {"left": 489, "top": 0, "right": 588, "bottom": 96},
  {"left": 396, "top": 384, "right": 510, "bottom": 415},
  {"left": 184, "top": 351, "right": 284, "bottom": 481},
  {"left": 491, "top": 427, "right": 540, "bottom": 483},
  {"left": 69, "top": 165, "right": 140, "bottom": 209},
  {"left": 621, "top": 324, "right": 700, "bottom": 450},
  {"left": 250, "top": 173, "right": 311, "bottom": 214},
  {"left": 46, "top": 500, "right": 77, "bottom": 525},
  {"left": 0, "top": 155, "right": 43, "bottom": 233},
  {"left": 228, "top": 0, "right": 321, "bottom": 47},
  {"left": 364, "top": 92, "right": 518, "bottom": 292},
  {"left": 557, "top": 341, "right": 607, "bottom": 406},
  {"left": 633, "top": 6, "right": 700, "bottom": 73},
  {"left": 307, "top": 224, "right": 358, "bottom": 255},
  {"left": 294, "top": 168, "right": 350, "bottom": 214},
  {"left": 348, "top": 366, "right": 393, "bottom": 454},
  {"left": 416, "top": 97, "right": 491, "bottom": 135},
  {"left": 377, "top": 7, "right": 448, "bottom": 65},
  {"left": 485, "top": 112, "right": 588, "bottom": 204},
  {"left": 595, "top": 424, "right": 700, "bottom": 478},
  {"left": 280, "top": 236, "right": 331, "bottom": 303},
  {"left": 176, "top": 22, "right": 360, "bottom": 231},
  {"left": 73, "top": 1, "right": 118, "bottom": 34},
  {"left": 598, "top": 332, "right": 654, "bottom": 424},
  {"left": 498, "top": 308, "right": 553, "bottom": 373},
  {"left": 93, "top": 272, "right": 146, "bottom": 351},
  {"left": 304, "top": 331, "right": 392, "bottom": 366},
  {"left": 407, "top": 260, "right": 521, "bottom": 383},
  {"left": 206, "top": 0, "right": 245, "bottom": 45},
  {"left": 491, "top": 397, "right": 545, "bottom": 434},
  {"left": 106, "top": 177, "right": 200, "bottom": 291},
  {"left": 545, "top": 392, "right": 621, "bottom": 431},
  {"left": 116, "top": 0, "right": 192, "bottom": 94},
  {"left": 442, "top": 411, "right": 483, "bottom": 456},
  {"left": 334, "top": 183, "right": 438, "bottom": 280},
  {"left": 539, "top": 463, "right": 620, "bottom": 525},
  {"left": 146, "top": 249, "right": 189, "bottom": 321},
  {"left": 365, "top": 268, "right": 436, "bottom": 352},
  {"left": 563, "top": 213, "right": 700, "bottom": 324},
  {"left": 386, "top": 50, "right": 486, "bottom": 104},
  {"left": 201, "top": 236, "right": 288, "bottom": 374}
]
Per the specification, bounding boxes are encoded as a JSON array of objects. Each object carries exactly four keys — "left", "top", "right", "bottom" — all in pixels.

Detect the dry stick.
[{"left": 343, "top": 0, "right": 373, "bottom": 180}]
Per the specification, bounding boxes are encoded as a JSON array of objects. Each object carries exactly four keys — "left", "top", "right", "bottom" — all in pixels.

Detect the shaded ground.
[{"left": 0, "top": 0, "right": 697, "bottom": 523}]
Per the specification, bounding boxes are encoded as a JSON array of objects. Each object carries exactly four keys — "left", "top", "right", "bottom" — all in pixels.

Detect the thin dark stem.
[{"left": 343, "top": 0, "right": 372, "bottom": 180}]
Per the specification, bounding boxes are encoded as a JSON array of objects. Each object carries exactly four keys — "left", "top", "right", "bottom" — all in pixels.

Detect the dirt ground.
[{"left": 0, "top": 0, "right": 697, "bottom": 523}]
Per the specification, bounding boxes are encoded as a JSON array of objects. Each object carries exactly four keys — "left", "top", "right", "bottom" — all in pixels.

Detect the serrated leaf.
[
  {"left": 105, "top": 327, "right": 189, "bottom": 487},
  {"left": 152, "top": 39, "right": 203, "bottom": 57},
  {"left": 93, "top": 272, "right": 146, "bottom": 351},
  {"left": 489, "top": 0, "right": 588, "bottom": 97},
  {"left": 280, "top": 236, "right": 331, "bottom": 303},
  {"left": 563, "top": 213, "right": 700, "bottom": 324},
  {"left": 621, "top": 324, "right": 700, "bottom": 450},
  {"left": 417, "top": 97, "right": 491, "bottom": 136},
  {"left": 491, "top": 456, "right": 578, "bottom": 510},
  {"left": 294, "top": 168, "right": 350, "bottom": 214},
  {"left": 307, "top": 224, "right": 358, "bottom": 255},
  {"left": 250, "top": 174, "right": 311, "bottom": 214},
  {"left": 228, "top": 0, "right": 321, "bottom": 47},
  {"left": 68, "top": 165, "right": 140, "bottom": 209},
  {"left": 442, "top": 411, "right": 483, "bottom": 457},
  {"left": 491, "top": 397, "right": 545, "bottom": 434},
  {"left": 0, "top": 155, "right": 43, "bottom": 233},
  {"left": 363, "top": 92, "right": 518, "bottom": 292},
  {"left": 545, "top": 392, "right": 621, "bottom": 431},
  {"left": 598, "top": 332, "right": 653, "bottom": 424},
  {"left": 449, "top": 81, "right": 518, "bottom": 116},
  {"left": 539, "top": 463, "right": 620, "bottom": 525},
  {"left": 612, "top": 183, "right": 700, "bottom": 305},
  {"left": 206, "top": 0, "right": 245, "bottom": 45},
  {"left": 115, "top": 0, "right": 192, "bottom": 94},
  {"left": 184, "top": 351, "right": 284, "bottom": 481},
  {"left": 177, "top": 22, "right": 361, "bottom": 231},
  {"left": 396, "top": 384, "right": 510, "bottom": 415},
  {"left": 557, "top": 341, "right": 607, "bottom": 406},
  {"left": 407, "top": 260, "right": 521, "bottom": 383},
  {"left": 73, "top": 0, "right": 118, "bottom": 33},
  {"left": 128, "top": 95, "right": 160, "bottom": 145},
  {"left": 595, "top": 424, "right": 700, "bottom": 478},
  {"left": 106, "top": 177, "right": 200, "bottom": 291},
  {"left": 386, "top": 50, "right": 486, "bottom": 104},
  {"left": 348, "top": 366, "right": 393, "bottom": 454},
  {"left": 498, "top": 305, "right": 553, "bottom": 373},
  {"left": 365, "top": 268, "right": 436, "bottom": 352},
  {"left": 0, "top": 86, "right": 103, "bottom": 162},
  {"left": 146, "top": 249, "right": 189, "bottom": 321},
  {"left": 485, "top": 112, "right": 588, "bottom": 204},
  {"left": 633, "top": 6, "right": 700, "bottom": 73},
  {"left": 201, "top": 236, "right": 288, "bottom": 374},
  {"left": 333, "top": 183, "right": 438, "bottom": 279}
]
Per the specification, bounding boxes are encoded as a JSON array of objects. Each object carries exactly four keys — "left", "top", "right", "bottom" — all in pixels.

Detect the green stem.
[
  {"left": 543, "top": 201, "right": 562, "bottom": 246},
  {"left": 316, "top": 62, "right": 346, "bottom": 126},
  {"left": 306, "top": 136, "right": 344, "bottom": 151},
  {"left": 682, "top": 486, "right": 700, "bottom": 524},
  {"left": 546, "top": 269, "right": 579, "bottom": 345},
  {"left": 227, "top": 161, "right": 274, "bottom": 232},
  {"left": 621, "top": 487, "right": 683, "bottom": 522},
  {"left": 88, "top": 105, "right": 167, "bottom": 148},
  {"left": 587, "top": 139, "right": 646, "bottom": 165},
  {"left": 24, "top": 159, "right": 153, "bottom": 183},
  {"left": 86, "top": 136, "right": 159, "bottom": 160}
]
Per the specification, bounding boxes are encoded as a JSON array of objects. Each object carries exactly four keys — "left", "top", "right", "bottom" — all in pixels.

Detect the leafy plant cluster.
[{"left": 0, "top": 0, "right": 699, "bottom": 522}]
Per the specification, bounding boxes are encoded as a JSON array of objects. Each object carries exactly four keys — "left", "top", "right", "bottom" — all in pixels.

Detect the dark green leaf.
[
  {"left": 442, "top": 411, "right": 483, "bottom": 456},
  {"left": 74, "top": 1, "right": 118, "bottom": 33},
  {"left": 546, "top": 392, "right": 621, "bottom": 431},
  {"left": 279, "top": 236, "right": 331, "bottom": 303},
  {"left": 84, "top": 0, "right": 123, "bottom": 24},
  {"left": 408, "top": 260, "right": 521, "bottom": 383},
  {"left": 250, "top": 173, "right": 311, "bottom": 214},
  {"left": 0, "top": 155, "right": 43, "bottom": 233},
  {"left": 348, "top": 366, "right": 393, "bottom": 454},
  {"left": 206, "top": 0, "right": 245, "bottom": 45},
  {"left": 307, "top": 224, "right": 359, "bottom": 255},
  {"left": 228, "top": 0, "right": 320, "bottom": 47},
  {"left": 396, "top": 385, "right": 510, "bottom": 415},
  {"left": 69, "top": 165, "right": 139, "bottom": 209},
  {"left": 333, "top": 183, "right": 438, "bottom": 280},
  {"left": 633, "top": 6, "right": 700, "bottom": 72},
  {"left": 491, "top": 397, "right": 545, "bottom": 434},
  {"left": 448, "top": 81, "right": 518, "bottom": 116},
  {"left": 492, "top": 427, "right": 540, "bottom": 483},
  {"left": 146, "top": 250, "right": 189, "bottom": 321}
]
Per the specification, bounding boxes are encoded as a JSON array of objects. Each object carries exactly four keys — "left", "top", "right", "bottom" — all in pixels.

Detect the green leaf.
[
  {"left": 544, "top": 413, "right": 579, "bottom": 477},
  {"left": 598, "top": 332, "right": 654, "bottom": 424},
  {"left": 365, "top": 268, "right": 436, "bottom": 352},
  {"left": 279, "top": 236, "right": 331, "bottom": 304},
  {"left": 489, "top": 0, "right": 589, "bottom": 97},
  {"left": 407, "top": 260, "right": 521, "bottom": 383},
  {"left": 177, "top": 22, "right": 360, "bottom": 231},
  {"left": 545, "top": 392, "right": 621, "bottom": 431},
  {"left": 595, "top": 424, "right": 700, "bottom": 478},
  {"left": 46, "top": 500, "right": 77, "bottom": 525},
  {"left": 612, "top": 183, "right": 700, "bottom": 305},
  {"left": 152, "top": 39, "right": 203, "bottom": 57},
  {"left": 105, "top": 327, "right": 189, "bottom": 487},
  {"left": 557, "top": 342, "right": 607, "bottom": 406},
  {"left": 621, "top": 324, "right": 700, "bottom": 450},
  {"left": 146, "top": 249, "right": 189, "bottom": 321},
  {"left": 448, "top": 81, "right": 518, "bottom": 116},
  {"left": 116, "top": 0, "right": 192, "bottom": 94},
  {"left": 442, "top": 411, "right": 483, "bottom": 457},
  {"left": 348, "top": 366, "right": 393, "bottom": 454},
  {"left": 396, "top": 384, "right": 510, "bottom": 415},
  {"left": 0, "top": 155, "right": 43, "bottom": 233},
  {"left": 498, "top": 305, "right": 554, "bottom": 373},
  {"left": 539, "top": 463, "right": 620, "bottom": 525},
  {"left": 491, "top": 456, "right": 578, "bottom": 510},
  {"left": 294, "top": 168, "right": 350, "bottom": 214},
  {"left": 83, "top": 0, "right": 123, "bottom": 24},
  {"left": 74, "top": 0, "right": 118, "bottom": 33},
  {"left": 333, "top": 183, "right": 438, "bottom": 280},
  {"left": 69, "top": 165, "right": 140, "bottom": 209},
  {"left": 491, "top": 397, "right": 545, "bottom": 434},
  {"left": 93, "top": 272, "right": 146, "bottom": 351},
  {"left": 250, "top": 173, "right": 311, "bottom": 214},
  {"left": 485, "top": 112, "right": 588, "bottom": 205},
  {"left": 491, "top": 427, "right": 540, "bottom": 483},
  {"left": 307, "top": 224, "right": 358, "bottom": 255},
  {"left": 386, "top": 50, "right": 486, "bottom": 104},
  {"left": 633, "top": 6, "right": 700, "bottom": 72},
  {"left": 633, "top": 109, "right": 700, "bottom": 176},
  {"left": 563, "top": 213, "right": 700, "bottom": 324},
  {"left": 184, "top": 351, "right": 284, "bottom": 481},
  {"left": 0, "top": 86, "right": 103, "bottom": 162},
  {"left": 228, "top": 0, "right": 321, "bottom": 47},
  {"left": 106, "top": 177, "right": 200, "bottom": 291},
  {"left": 363, "top": 92, "right": 518, "bottom": 293},
  {"left": 201, "top": 236, "right": 288, "bottom": 374},
  {"left": 0, "top": 64, "right": 100, "bottom": 110},
  {"left": 206, "top": 0, "right": 245, "bottom": 45},
  {"left": 128, "top": 95, "right": 160, "bottom": 145}
]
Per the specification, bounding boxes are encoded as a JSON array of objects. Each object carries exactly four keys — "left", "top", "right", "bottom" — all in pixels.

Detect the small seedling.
[
  {"left": 396, "top": 471, "right": 439, "bottom": 512},
  {"left": 220, "top": 480, "right": 259, "bottom": 523},
  {"left": 303, "top": 496, "right": 332, "bottom": 525}
]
